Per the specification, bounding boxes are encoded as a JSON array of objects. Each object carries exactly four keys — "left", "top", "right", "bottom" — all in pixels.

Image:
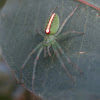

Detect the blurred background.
[
  {"left": 0, "top": 1, "right": 22, "bottom": 100},
  {"left": 0, "top": 0, "right": 42, "bottom": 100},
  {"left": 0, "top": 47, "right": 42, "bottom": 100}
]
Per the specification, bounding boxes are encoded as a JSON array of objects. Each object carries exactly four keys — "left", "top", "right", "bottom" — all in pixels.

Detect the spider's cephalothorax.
[
  {"left": 43, "top": 35, "right": 56, "bottom": 46},
  {"left": 21, "top": 6, "right": 84, "bottom": 85}
]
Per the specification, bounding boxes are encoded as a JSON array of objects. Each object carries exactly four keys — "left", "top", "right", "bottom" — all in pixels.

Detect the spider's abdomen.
[{"left": 45, "top": 13, "right": 59, "bottom": 35}]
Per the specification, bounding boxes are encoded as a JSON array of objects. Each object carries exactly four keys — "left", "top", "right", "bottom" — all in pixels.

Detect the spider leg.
[
  {"left": 32, "top": 47, "right": 43, "bottom": 90},
  {"left": 55, "top": 41, "right": 82, "bottom": 73},
  {"left": 57, "top": 31, "right": 84, "bottom": 40},
  {"left": 21, "top": 42, "right": 43, "bottom": 69},
  {"left": 52, "top": 43, "right": 75, "bottom": 83},
  {"left": 56, "top": 6, "right": 78, "bottom": 36},
  {"left": 38, "top": 31, "right": 44, "bottom": 37},
  {"left": 44, "top": 47, "right": 47, "bottom": 57},
  {"left": 47, "top": 45, "right": 51, "bottom": 56},
  {"left": 19, "top": 42, "right": 43, "bottom": 84},
  {"left": 50, "top": 7, "right": 58, "bottom": 16},
  {"left": 35, "top": 29, "right": 44, "bottom": 37}
]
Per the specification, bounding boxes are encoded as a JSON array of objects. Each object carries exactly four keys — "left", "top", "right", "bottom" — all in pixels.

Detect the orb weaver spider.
[{"left": 20, "top": 5, "right": 84, "bottom": 84}]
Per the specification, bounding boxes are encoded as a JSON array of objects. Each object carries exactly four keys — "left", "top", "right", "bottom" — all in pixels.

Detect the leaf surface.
[{"left": 0, "top": 0, "right": 100, "bottom": 100}]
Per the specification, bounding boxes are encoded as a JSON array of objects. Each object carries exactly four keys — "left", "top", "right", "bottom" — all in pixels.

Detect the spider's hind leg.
[
  {"left": 52, "top": 43, "right": 75, "bottom": 83},
  {"left": 57, "top": 31, "right": 84, "bottom": 40},
  {"left": 56, "top": 5, "right": 78, "bottom": 35},
  {"left": 49, "top": 7, "right": 58, "bottom": 16}
]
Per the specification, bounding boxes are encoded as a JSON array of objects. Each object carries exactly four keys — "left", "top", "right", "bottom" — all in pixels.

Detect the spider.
[{"left": 20, "top": 6, "right": 84, "bottom": 84}]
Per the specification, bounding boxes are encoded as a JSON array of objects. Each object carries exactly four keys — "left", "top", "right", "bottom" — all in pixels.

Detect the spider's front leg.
[
  {"left": 32, "top": 47, "right": 43, "bottom": 90},
  {"left": 47, "top": 45, "right": 51, "bottom": 56},
  {"left": 43, "top": 45, "right": 51, "bottom": 57},
  {"left": 52, "top": 42, "right": 75, "bottom": 83},
  {"left": 55, "top": 41, "right": 83, "bottom": 74},
  {"left": 19, "top": 42, "right": 43, "bottom": 84},
  {"left": 44, "top": 47, "right": 47, "bottom": 57}
]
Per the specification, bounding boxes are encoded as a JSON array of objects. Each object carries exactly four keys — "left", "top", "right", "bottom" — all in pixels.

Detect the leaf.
[
  {"left": 0, "top": 0, "right": 100, "bottom": 100},
  {"left": 75, "top": 0, "right": 100, "bottom": 12}
]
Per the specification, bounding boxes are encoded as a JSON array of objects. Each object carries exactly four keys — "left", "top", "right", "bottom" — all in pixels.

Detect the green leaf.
[
  {"left": 75, "top": 0, "right": 100, "bottom": 12},
  {"left": 0, "top": 0, "right": 100, "bottom": 100}
]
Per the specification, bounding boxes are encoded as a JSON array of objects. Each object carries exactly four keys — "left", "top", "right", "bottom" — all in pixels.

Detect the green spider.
[{"left": 21, "top": 6, "right": 83, "bottom": 84}]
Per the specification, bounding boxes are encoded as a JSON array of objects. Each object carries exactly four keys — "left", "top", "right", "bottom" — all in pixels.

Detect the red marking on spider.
[{"left": 45, "top": 13, "right": 56, "bottom": 34}]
